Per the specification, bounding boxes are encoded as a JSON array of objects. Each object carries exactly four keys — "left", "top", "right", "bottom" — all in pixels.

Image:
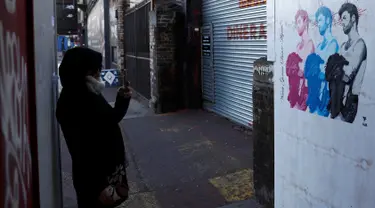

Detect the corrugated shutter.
[{"left": 202, "top": 0, "right": 267, "bottom": 127}]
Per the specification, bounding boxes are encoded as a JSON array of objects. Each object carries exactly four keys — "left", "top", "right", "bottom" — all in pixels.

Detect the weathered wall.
[
  {"left": 272, "top": 0, "right": 375, "bottom": 207},
  {"left": 150, "top": 0, "right": 185, "bottom": 113}
]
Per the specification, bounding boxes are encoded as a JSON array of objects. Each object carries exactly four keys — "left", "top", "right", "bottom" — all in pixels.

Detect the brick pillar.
[
  {"left": 116, "top": 0, "right": 130, "bottom": 85},
  {"left": 149, "top": 1, "right": 183, "bottom": 113}
]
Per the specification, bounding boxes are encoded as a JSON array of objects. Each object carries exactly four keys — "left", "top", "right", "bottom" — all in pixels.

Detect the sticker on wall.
[
  {"left": 101, "top": 69, "right": 120, "bottom": 87},
  {"left": 284, "top": 2, "right": 368, "bottom": 124}
]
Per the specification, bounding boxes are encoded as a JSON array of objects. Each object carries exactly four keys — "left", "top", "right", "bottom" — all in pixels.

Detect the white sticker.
[{"left": 51, "top": 16, "right": 55, "bottom": 27}]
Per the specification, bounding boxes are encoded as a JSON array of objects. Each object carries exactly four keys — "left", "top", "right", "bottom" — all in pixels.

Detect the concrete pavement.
[
  {"left": 61, "top": 87, "right": 259, "bottom": 208},
  {"left": 119, "top": 110, "right": 255, "bottom": 208}
]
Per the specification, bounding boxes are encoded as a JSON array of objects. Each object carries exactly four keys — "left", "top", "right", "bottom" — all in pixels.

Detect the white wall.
[
  {"left": 33, "top": 0, "right": 63, "bottom": 207},
  {"left": 271, "top": 0, "right": 375, "bottom": 207}
]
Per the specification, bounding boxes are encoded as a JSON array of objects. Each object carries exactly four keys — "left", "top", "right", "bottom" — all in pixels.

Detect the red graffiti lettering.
[
  {"left": 259, "top": 23, "right": 267, "bottom": 39},
  {"left": 227, "top": 23, "right": 267, "bottom": 40},
  {"left": 250, "top": 24, "right": 257, "bottom": 38},
  {"left": 242, "top": 24, "right": 250, "bottom": 39}
]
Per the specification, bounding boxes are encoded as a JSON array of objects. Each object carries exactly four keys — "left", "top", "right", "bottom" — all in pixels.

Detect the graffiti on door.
[
  {"left": 285, "top": 2, "right": 368, "bottom": 124},
  {"left": 0, "top": 0, "right": 34, "bottom": 207}
]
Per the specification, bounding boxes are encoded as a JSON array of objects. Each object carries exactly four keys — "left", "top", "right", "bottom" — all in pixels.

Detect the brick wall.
[
  {"left": 149, "top": 1, "right": 184, "bottom": 113},
  {"left": 116, "top": 0, "right": 129, "bottom": 85}
]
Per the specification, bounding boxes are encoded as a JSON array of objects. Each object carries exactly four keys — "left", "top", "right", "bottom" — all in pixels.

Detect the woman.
[{"left": 56, "top": 47, "right": 131, "bottom": 207}]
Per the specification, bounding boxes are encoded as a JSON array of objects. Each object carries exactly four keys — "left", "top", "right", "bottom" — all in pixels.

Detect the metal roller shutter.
[{"left": 202, "top": 0, "right": 267, "bottom": 127}]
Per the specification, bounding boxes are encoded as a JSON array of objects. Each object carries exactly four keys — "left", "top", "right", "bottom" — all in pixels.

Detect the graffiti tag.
[{"left": 227, "top": 23, "right": 267, "bottom": 40}]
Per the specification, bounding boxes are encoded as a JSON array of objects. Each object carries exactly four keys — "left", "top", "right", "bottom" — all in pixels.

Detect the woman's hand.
[{"left": 118, "top": 81, "right": 132, "bottom": 98}]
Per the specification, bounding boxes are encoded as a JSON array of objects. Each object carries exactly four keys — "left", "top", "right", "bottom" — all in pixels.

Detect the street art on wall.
[
  {"left": 87, "top": 0, "right": 105, "bottom": 66},
  {"left": 1, "top": 1, "right": 34, "bottom": 207},
  {"left": 286, "top": 10, "right": 314, "bottom": 111},
  {"left": 283, "top": 1, "right": 369, "bottom": 124}
]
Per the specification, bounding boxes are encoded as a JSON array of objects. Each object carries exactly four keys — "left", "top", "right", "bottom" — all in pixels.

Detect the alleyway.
[{"left": 61, "top": 88, "right": 258, "bottom": 208}]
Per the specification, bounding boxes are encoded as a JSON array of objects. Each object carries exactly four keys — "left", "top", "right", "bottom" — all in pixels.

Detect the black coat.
[{"left": 56, "top": 86, "right": 130, "bottom": 207}]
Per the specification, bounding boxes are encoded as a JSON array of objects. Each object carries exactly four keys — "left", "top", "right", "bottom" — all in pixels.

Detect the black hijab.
[{"left": 59, "top": 47, "right": 102, "bottom": 89}]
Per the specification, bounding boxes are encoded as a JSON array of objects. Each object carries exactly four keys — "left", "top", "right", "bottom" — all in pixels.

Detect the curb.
[{"left": 217, "top": 199, "right": 261, "bottom": 208}]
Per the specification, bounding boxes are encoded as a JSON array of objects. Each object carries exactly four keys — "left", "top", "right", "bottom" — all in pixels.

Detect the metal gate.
[
  {"left": 202, "top": 0, "right": 267, "bottom": 127},
  {"left": 124, "top": 1, "right": 151, "bottom": 99}
]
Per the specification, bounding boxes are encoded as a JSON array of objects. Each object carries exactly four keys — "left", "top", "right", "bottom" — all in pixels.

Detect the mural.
[
  {"left": 337, "top": 3, "right": 367, "bottom": 123},
  {"left": 285, "top": 2, "right": 367, "bottom": 124},
  {"left": 286, "top": 10, "right": 314, "bottom": 111}
]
